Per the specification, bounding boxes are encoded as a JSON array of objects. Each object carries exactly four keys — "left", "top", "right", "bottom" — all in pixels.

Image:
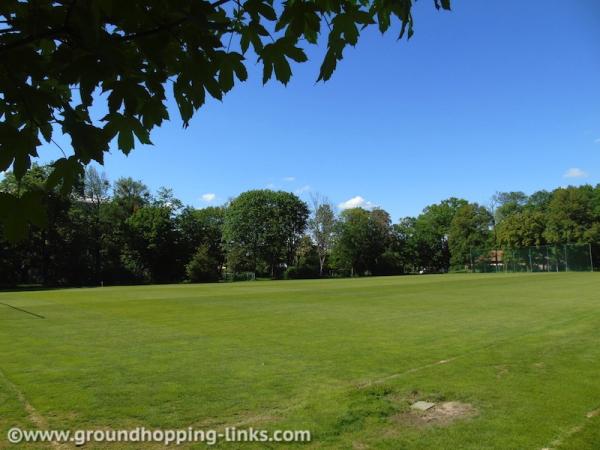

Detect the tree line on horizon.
[{"left": 1, "top": 165, "right": 599, "bottom": 286}]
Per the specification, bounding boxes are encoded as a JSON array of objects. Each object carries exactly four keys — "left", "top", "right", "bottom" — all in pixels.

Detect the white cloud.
[
  {"left": 338, "top": 196, "right": 376, "bottom": 210},
  {"left": 200, "top": 193, "right": 216, "bottom": 202},
  {"left": 295, "top": 185, "right": 311, "bottom": 195},
  {"left": 282, "top": 176, "right": 295, "bottom": 182},
  {"left": 563, "top": 168, "right": 588, "bottom": 179}
]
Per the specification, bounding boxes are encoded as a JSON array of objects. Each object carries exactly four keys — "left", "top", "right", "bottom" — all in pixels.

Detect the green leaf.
[
  {"left": 217, "top": 52, "right": 247, "bottom": 93},
  {"left": 285, "top": 45, "right": 307, "bottom": 63},
  {"left": 259, "top": 2, "right": 276, "bottom": 20},
  {"left": 46, "top": 156, "right": 84, "bottom": 195},
  {"left": 262, "top": 60, "right": 273, "bottom": 84},
  {"left": 173, "top": 78, "right": 194, "bottom": 127},
  {"left": 103, "top": 113, "right": 151, "bottom": 152},
  {"left": 131, "top": 118, "right": 153, "bottom": 145},
  {"left": 203, "top": 75, "right": 223, "bottom": 101},
  {"left": 259, "top": 39, "right": 305, "bottom": 85},
  {"left": 118, "top": 128, "right": 134, "bottom": 154},
  {"left": 0, "top": 124, "right": 40, "bottom": 177},
  {"left": 231, "top": 56, "right": 248, "bottom": 81},
  {"left": 377, "top": 7, "right": 391, "bottom": 33},
  {"left": 318, "top": 49, "right": 339, "bottom": 82},
  {"left": 273, "top": 57, "right": 292, "bottom": 85},
  {"left": 13, "top": 151, "right": 32, "bottom": 180},
  {"left": 219, "top": 63, "right": 234, "bottom": 92}
]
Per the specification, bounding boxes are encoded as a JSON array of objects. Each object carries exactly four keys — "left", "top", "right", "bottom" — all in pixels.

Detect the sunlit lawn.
[{"left": 1, "top": 273, "right": 599, "bottom": 449}]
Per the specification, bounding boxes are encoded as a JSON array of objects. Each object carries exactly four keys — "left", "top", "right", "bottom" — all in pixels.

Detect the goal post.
[{"left": 223, "top": 271, "right": 256, "bottom": 282}]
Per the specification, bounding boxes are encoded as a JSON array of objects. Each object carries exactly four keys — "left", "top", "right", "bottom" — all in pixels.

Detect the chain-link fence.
[{"left": 470, "top": 244, "right": 597, "bottom": 273}]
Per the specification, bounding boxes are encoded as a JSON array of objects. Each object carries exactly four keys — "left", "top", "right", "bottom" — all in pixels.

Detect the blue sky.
[{"left": 38, "top": 0, "right": 600, "bottom": 219}]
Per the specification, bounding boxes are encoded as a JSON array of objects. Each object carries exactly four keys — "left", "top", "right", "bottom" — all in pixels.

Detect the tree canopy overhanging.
[{"left": 0, "top": 0, "right": 451, "bottom": 240}]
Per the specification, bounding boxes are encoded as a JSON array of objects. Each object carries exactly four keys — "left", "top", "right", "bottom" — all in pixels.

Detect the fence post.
[
  {"left": 564, "top": 245, "right": 568, "bottom": 272},
  {"left": 512, "top": 249, "right": 515, "bottom": 272},
  {"left": 590, "top": 243, "right": 594, "bottom": 272},
  {"left": 495, "top": 248, "right": 498, "bottom": 273},
  {"left": 528, "top": 248, "right": 533, "bottom": 272},
  {"left": 469, "top": 248, "right": 474, "bottom": 273},
  {"left": 546, "top": 246, "right": 550, "bottom": 272}
]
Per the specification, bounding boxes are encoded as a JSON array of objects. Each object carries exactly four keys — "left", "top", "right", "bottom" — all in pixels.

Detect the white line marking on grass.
[
  {"left": 0, "top": 367, "right": 68, "bottom": 450},
  {"left": 358, "top": 313, "right": 593, "bottom": 390},
  {"left": 358, "top": 357, "right": 460, "bottom": 388},
  {"left": 540, "top": 407, "right": 600, "bottom": 450}
]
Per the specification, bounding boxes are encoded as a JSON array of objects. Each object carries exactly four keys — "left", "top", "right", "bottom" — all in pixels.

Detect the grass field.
[{"left": 1, "top": 273, "right": 600, "bottom": 449}]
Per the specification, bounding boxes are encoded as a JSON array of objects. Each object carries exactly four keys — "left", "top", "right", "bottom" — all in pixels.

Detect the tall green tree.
[
  {"left": 543, "top": 186, "right": 596, "bottom": 244},
  {"left": 332, "top": 207, "right": 392, "bottom": 276},
  {"left": 492, "top": 191, "right": 528, "bottom": 223},
  {"left": 81, "top": 167, "right": 110, "bottom": 284},
  {"left": 332, "top": 207, "right": 370, "bottom": 276},
  {"left": 497, "top": 209, "right": 546, "bottom": 248},
  {"left": 124, "top": 205, "right": 182, "bottom": 282},
  {"left": 393, "top": 217, "right": 418, "bottom": 273},
  {"left": 526, "top": 190, "right": 552, "bottom": 211},
  {"left": 448, "top": 203, "right": 492, "bottom": 268},
  {"left": 186, "top": 244, "right": 220, "bottom": 282},
  {"left": 223, "top": 190, "right": 308, "bottom": 277},
  {"left": 178, "top": 206, "right": 226, "bottom": 273},
  {"left": 113, "top": 177, "right": 151, "bottom": 216},
  {"left": 0, "top": 165, "right": 76, "bottom": 284},
  {"left": 309, "top": 199, "right": 337, "bottom": 276},
  {"left": 413, "top": 197, "right": 468, "bottom": 272}
]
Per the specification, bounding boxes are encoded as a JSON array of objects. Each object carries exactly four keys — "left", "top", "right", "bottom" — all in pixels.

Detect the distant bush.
[
  {"left": 373, "top": 250, "right": 405, "bottom": 276},
  {"left": 186, "top": 245, "right": 220, "bottom": 282}
]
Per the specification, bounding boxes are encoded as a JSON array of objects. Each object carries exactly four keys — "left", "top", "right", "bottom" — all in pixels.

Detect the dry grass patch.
[{"left": 392, "top": 401, "right": 477, "bottom": 428}]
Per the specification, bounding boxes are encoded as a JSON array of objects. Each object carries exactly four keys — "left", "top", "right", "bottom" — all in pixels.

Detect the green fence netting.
[{"left": 470, "top": 244, "right": 596, "bottom": 273}]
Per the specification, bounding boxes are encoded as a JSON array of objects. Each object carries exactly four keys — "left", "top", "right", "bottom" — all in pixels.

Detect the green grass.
[{"left": 1, "top": 273, "right": 600, "bottom": 449}]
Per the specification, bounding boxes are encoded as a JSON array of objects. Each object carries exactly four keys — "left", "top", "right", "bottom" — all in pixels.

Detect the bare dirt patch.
[
  {"left": 392, "top": 401, "right": 477, "bottom": 428},
  {"left": 586, "top": 409, "right": 600, "bottom": 419}
]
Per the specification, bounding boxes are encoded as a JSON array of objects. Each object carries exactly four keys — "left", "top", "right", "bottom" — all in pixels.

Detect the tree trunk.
[{"left": 95, "top": 205, "right": 101, "bottom": 285}]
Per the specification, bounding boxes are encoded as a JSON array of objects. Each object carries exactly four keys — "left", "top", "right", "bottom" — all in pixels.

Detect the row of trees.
[{"left": 1, "top": 165, "right": 599, "bottom": 286}]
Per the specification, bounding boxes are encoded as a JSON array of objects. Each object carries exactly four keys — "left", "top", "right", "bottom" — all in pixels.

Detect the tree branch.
[
  {"left": 0, "top": 28, "right": 65, "bottom": 55},
  {"left": 118, "top": 18, "right": 190, "bottom": 42},
  {"left": 211, "top": 0, "right": 232, "bottom": 8}
]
